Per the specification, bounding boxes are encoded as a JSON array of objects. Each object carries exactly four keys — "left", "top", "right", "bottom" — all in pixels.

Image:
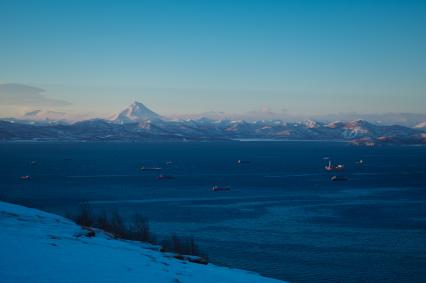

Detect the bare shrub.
[
  {"left": 95, "top": 212, "right": 111, "bottom": 231},
  {"left": 108, "top": 211, "right": 126, "bottom": 239},
  {"left": 71, "top": 206, "right": 206, "bottom": 259},
  {"left": 161, "top": 234, "right": 204, "bottom": 258},
  {"left": 128, "top": 214, "right": 155, "bottom": 244},
  {"left": 74, "top": 203, "right": 94, "bottom": 227}
]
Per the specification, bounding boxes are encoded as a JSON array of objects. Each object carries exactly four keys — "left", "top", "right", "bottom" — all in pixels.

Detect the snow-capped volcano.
[{"left": 111, "top": 101, "right": 163, "bottom": 124}]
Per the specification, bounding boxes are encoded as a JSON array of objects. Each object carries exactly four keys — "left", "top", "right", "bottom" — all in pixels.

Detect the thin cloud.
[{"left": 0, "top": 83, "right": 71, "bottom": 107}]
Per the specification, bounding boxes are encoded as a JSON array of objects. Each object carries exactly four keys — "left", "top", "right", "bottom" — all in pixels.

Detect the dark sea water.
[{"left": 1, "top": 141, "right": 426, "bottom": 282}]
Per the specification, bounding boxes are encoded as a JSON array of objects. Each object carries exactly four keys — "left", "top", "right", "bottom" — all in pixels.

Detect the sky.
[{"left": 0, "top": 0, "right": 425, "bottom": 118}]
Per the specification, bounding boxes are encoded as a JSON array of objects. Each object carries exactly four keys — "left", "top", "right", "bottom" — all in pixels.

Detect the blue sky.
[{"left": 0, "top": 0, "right": 425, "bottom": 117}]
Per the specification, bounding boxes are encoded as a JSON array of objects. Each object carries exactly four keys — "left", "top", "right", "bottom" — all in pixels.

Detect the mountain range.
[{"left": 0, "top": 101, "right": 425, "bottom": 145}]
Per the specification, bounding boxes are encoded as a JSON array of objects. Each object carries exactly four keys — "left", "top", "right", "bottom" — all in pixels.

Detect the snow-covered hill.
[
  {"left": 1, "top": 116, "right": 424, "bottom": 144},
  {"left": 0, "top": 201, "right": 285, "bottom": 283},
  {"left": 414, "top": 121, "right": 426, "bottom": 129}
]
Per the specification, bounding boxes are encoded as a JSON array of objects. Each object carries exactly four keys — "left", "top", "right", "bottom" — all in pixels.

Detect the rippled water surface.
[{"left": 1, "top": 142, "right": 426, "bottom": 282}]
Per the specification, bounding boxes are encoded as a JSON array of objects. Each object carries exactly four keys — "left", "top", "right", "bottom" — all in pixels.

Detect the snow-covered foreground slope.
[{"left": 0, "top": 201, "right": 286, "bottom": 283}]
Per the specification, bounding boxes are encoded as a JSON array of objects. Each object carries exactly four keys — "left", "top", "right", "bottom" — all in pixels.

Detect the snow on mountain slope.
[
  {"left": 302, "top": 120, "right": 321, "bottom": 129},
  {"left": 0, "top": 201, "right": 285, "bottom": 283},
  {"left": 415, "top": 121, "right": 426, "bottom": 129},
  {"left": 111, "top": 101, "right": 163, "bottom": 124},
  {"left": 23, "top": 110, "right": 68, "bottom": 121}
]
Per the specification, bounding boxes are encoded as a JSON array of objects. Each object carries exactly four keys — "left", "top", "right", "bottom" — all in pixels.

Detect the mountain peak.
[
  {"left": 130, "top": 101, "right": 145, "bottom": 107},
  {"left": 111, "top": 101, "right": 162, "bottom": 124}
]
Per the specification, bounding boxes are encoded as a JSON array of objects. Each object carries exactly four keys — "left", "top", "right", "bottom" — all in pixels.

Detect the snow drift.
[{"left": 0, "top": 201, "right": 285, "bottom": 283}]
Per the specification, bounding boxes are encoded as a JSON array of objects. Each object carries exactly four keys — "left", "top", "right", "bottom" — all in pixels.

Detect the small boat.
[
  {"left": 141, "top": 166, "right": 163, "bottom": 171},
  {"left": 165, "top": 161, "right": 173, "bottom": 165},
  {"left": 325, "top": 161, "right": 345, "bottom": 171},
  {"left": 212, "top": 185, "right": 231, "bottom": 191},
  {"left": 237, "top": 160, "right": 251, "bottom": 164},
  {"left": 157, "top": 174, "right": 175, "bottom": 180},
  {"left": 355, "top": 159, "right": 364, "bottom": 165},
  {"left": 20, "top": 175, "right": 31, "bottom": 180},
  {"left": 331, "top": 176, "right": 348, "bottom": 181}
]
